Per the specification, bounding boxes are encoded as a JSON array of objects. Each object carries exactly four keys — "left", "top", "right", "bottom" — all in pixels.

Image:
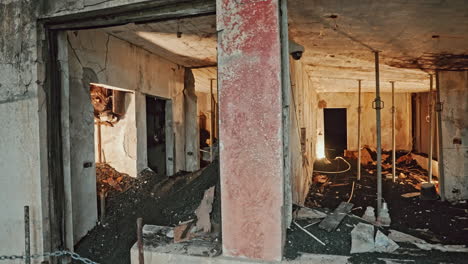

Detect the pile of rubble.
[{"left": 96, "top": 163, "right": 134, "bottom": 196}]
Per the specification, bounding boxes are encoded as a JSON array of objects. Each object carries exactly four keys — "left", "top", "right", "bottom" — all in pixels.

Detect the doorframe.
[{"left": 40, "top": 0, "right": 215, "bottom": 253}]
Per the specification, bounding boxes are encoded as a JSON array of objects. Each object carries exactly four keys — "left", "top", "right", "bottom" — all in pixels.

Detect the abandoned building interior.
[{"left": 1, "top": 0, "right": 467, "bottom": 264}]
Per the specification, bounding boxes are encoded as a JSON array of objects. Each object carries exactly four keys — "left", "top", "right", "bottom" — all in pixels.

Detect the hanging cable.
[{"left": 313, "top": 156, "right": 351, "bottom": 174}]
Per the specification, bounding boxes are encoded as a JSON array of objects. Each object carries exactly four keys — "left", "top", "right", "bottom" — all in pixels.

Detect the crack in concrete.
[
  {"left": 67, "top": 35, "right": 83, "bottom": 67},
  {"left": 97, "top": 34, "right": 111, "bottom": 75},
  {"left": 84, "top": 0, "right": 112, "bottom": 8}
]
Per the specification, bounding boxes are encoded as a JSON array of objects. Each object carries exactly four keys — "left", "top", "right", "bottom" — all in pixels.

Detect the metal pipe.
[
  {"left": 357, "top": 80, "right": 362, "bottom": 181},
  {"left": 428, "top": 75, "right": 434, "bottom": 183},
  {"left": 100, "top": 191, "right": 106, "bottom": 222},
  {"left": 435, "top": 71, "right": 445, "bottom": 200},
  {"left": 209, "top": 78, "right": 215, "bottom": 162},
  {"left": 391, "top": 81, "right": 396, "bottom": 182},
  {"left": 137, "top": 218, "right": 144, "bottom": 264},
  {"left": 97, "top": 121, "right": 102, "bottom": 163},
  {"left": 374, "top": 51, "right": 383, "bottom": 214},
  {"left": 24, "top": 206, "right": 30, "bottom": 264}
]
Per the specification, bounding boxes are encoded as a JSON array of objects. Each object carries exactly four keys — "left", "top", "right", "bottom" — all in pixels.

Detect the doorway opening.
[
  {"left": 146, "top": 96, "right": 167, "bottom": 175},
  {"left": 324, "top": 108, "right": 347, "bottom": 159}
]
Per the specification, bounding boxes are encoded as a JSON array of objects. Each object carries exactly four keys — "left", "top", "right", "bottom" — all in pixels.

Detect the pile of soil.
[
  {"left": 74, "top": 161, "right": 220, "bottom": 264},
  {"left": 96, "top": 163, "right": 135, "bottom": 197},
  {"left": 286, "top": 155, "right": 468, "bottom": 263}
]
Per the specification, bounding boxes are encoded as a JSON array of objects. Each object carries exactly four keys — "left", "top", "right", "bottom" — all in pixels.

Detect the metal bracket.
[
  {"left": 435, "top": 102, "right": 443, "bottom": 112},
  {"left": 372, "top": 98, "right": 384, "bottom": 109}
]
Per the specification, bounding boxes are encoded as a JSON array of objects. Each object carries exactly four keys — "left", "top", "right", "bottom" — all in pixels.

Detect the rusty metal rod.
[
  {"left": 428, "top": 75, "right": 434, "bottom": 183},
  {"left": 209, "top": 78, "right": 215, "bottom": 162},
  {"left": 391, "top": 81, "right": 396, "bottom": 182},
  {"left": 374, "top": 51, "right": 383, "bottom": 215},
  {"left": 435, "top": 71, "right": 445, "bottom": 200},
  {"left": 137, "top": 218, "right": 144, "bottom": 264},
  {"left": 100, "top": 192, "right": 106, "bottom": 223},
  {"left": 24, "top": 206, "right": 30, "bottom": 264},
  {"left": 357, "top": 80, "right": 362, "bottom": 181},
  {"left": 97, "top": 121, "right": 102, "bottom": 163}
]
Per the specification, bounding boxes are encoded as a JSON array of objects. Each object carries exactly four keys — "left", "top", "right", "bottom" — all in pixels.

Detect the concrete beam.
[{"left": 217, "top": 0, "right": 284, "bottom": 261}]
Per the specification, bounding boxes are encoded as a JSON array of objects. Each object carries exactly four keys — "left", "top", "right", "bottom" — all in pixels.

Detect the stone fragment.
[
  {"left": 195, "top": 186, "right": 215, "bottom": 233},
  {"left": 351, "top": 223, "right": 375, "bottom": 253},
  {"left": 296, "top": 207, "right": 327, "bottom": 220},
  {"left": 375, "top": 230, "right": 399, "bottom": 253}
]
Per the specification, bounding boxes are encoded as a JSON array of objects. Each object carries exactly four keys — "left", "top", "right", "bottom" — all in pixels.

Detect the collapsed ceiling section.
[{"left": 288, "top": 0, "right": 468, "bottom": 93}]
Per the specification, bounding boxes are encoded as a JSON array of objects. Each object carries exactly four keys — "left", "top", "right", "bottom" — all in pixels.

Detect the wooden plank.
[{"left": 319, "top": 202, "right": 354, "bottom": 232}]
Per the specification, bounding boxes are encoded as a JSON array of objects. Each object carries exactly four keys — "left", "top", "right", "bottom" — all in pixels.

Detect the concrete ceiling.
[
  {"left": 104, "top": 15, "right": 217, "bottom": 68},
  {"left": 289, "top": 0, "right": 468, "bottom": 93}
]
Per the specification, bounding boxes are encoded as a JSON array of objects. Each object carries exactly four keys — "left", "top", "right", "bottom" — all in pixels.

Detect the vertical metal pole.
[
  {"left": 391, "top": 81, "right": 396, "bottom": 182},
  {"left": 209, "top": 78, "right": 215, "bottom": 162},
  {"left": 137, "top": 218, "right": 144, "bottom": 264},
  {"left": 435, "top": 71, "right": 445, "bottom": 200},
  {"left": 357, "top": 80, "right": 362, "bottom": 181},
  {"left": 428, "top": 75, "right": 434, "bottom": 183},
  {"left": 97, "top": 121, "right": 102, "bottom": 163},
  {"left": 24, "top": 206, "right": 31, "bottom": 264},
  {"left": 374, "top": 51, "right": 383, "bottom": 214}
]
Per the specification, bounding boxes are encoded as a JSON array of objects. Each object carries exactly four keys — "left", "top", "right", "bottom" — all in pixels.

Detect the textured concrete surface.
[
  {"left": 217, "top": 0, "right": 284, "bottom": 260},
  {"left": 289, "top": 59, "right": 317, "bottom": 205},
  {"left": 438, "top": 71, "right": 468, "bottom": 201},
  {"left": 289, "top": 0, "right": 468, "bottom": 93},
  {"left": 316, "top": 92, "right": 412, "bottom": 151}
]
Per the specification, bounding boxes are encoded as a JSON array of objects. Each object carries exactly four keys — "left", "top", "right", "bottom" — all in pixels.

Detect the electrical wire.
[
  {"left": 313, "top": 156, "right": 351, "bottom": 174},
  {"left": 347, "top": 181, "right": 355, "bottom": 203}
]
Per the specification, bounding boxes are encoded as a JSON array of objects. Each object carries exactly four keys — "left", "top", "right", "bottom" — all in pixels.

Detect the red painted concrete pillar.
[{"left": 217, "top": 0, "right": 284, "bottom": 261}]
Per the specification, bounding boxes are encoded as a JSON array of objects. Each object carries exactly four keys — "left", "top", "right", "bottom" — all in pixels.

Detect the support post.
[
  {"left": 357, "top": 80, "right": 362, "bottom": 181},
  {"left": 435, "top": 71, "right": 445, "bottom": 200},
  {"left": 97, "top": 121, "right": 102, "bottom": 163},
  {"left": 209, "top": 78, "right": 215, "bottom": 162},
  {"left": 24, "top": 206, "right": 30, "bottom": 264},
  {"left": 428, "top": 75, "right": 434, "bottom": 183},
  {"left": 137, "top": 218, "right": 144, "bottom": 264},
  {"left": 373, "top": 51, "right": 383, "bottom": 214},
  {"left": 391, "top": 81, "right": 396, "bottom": 182},
  {"left": 217, "top": 0, "right": 285, "bottom": 260}
]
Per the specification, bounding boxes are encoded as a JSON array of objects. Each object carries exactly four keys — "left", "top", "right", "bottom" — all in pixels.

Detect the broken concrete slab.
[
  {"left": 375, "top": 230, "right": 399, "bottom": 253},
  {"left": 388, "top": 230, "right": 426, "bottom": 244},
  {"left": 351, "top": 223, "right": 375, "bottom": 253},
  {"left": 389, "top": 229, "right": 468, "bottom": 253},
  {"left": 319, "top": 202, "right": 354, "bottom": 232},
  {"left": 195, "top": 186, "right": 215, "bottom": 233},
  {"left": 296, "top": 207, "right": 327, "bottom": 220}
]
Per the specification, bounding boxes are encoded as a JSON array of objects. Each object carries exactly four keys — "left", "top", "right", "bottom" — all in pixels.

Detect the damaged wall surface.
[
  {"left": 66, "top": 29, "right": 194, "bottom": 176},
  {"left": 289, "top": 59, "right": 317, "bottom": 205},
  {"left": 317, "top": 92, "right": 412, "bottom": 151},
  {"left": 439, "top": 71, "right": 468, "bottom": 201}
]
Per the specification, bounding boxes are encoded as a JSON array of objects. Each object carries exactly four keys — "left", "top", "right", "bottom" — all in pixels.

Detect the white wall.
[
  {"left": 289, "top": 59, "right": 317, "bottom": 205},
  {"left": 439, "top": 71, "right": 468, "bottom": 201},
  {"left": 316, "top": 92, "right": 412, "bottom": 151}
]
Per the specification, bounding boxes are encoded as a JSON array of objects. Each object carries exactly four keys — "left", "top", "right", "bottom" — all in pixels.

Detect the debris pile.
[{"left": 96, "top": 163, "right": 134, "bottom": 196}]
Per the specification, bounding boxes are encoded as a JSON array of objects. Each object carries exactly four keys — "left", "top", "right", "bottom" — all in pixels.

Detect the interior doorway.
[
  {"left": 324, "top": 108, "right": 347, "bottom": 158},
  {"left": 146, "top": 96, "right": 167, "bottom": 175}
]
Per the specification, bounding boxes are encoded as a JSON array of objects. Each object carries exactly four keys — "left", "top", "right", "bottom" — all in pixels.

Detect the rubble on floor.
[
  {"left": 288, "top": 149, "right": 468, "bottom": 263},
  {"left": 96, "top": 163, "right": 135, "bottom": 197}
]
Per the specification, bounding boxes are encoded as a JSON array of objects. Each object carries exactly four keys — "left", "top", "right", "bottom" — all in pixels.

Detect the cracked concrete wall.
[
  {"left": 0, "top": 0, "right": 47, "bottom": 262},
  {"left": 439, "top": 71, "right": 468, "bottom": 201},
  {"left": 289, "top": 59, "right": 317, "bottom": 205},
  {"left": 316, "top": 92, "right": 412, "bottom": 151},
  {"left": 41, "top": 0, "right": 159, "bottom": 17},
  {"left": 66, "top": 29, "right": 187, "bottom": 177}
]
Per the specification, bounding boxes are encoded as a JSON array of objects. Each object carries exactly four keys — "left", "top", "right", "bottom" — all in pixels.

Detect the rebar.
[
  {"left": 24, "top": 206, "right": 30, "bottom": 264},
  {"left": 137, "top": 218, "right": 144, "bottom": 264},
  {"left": 391, "top": 81, "right": 396, "bottom": 182},
  {"left": 428, "top": 75, "right": 434, "bottom": 183}
]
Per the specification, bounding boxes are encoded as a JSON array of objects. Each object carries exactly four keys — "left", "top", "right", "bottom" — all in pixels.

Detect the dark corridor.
[
  {"left": 324, "top": 108, "right": 347, "bottom": 159},
  {"left": 146, "top": 96, "right": 166, "bottom": 175}
]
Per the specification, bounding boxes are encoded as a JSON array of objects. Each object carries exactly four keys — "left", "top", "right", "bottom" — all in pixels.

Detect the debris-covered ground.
[
  {"left": 285, "top": 149, "right": 468, "bottom": 263},
  {"left": 74, "top": 161, "right": 220, "bottom": 264}
]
